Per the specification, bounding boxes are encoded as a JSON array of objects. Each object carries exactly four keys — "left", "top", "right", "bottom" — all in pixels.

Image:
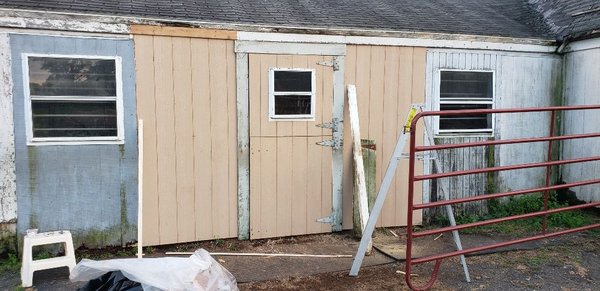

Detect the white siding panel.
[
  {"left": 562, "top": 47, "right": 600, "bottom": 202},
  {"left": 425, "top": 49, "right": 561, "bottom": 217}
]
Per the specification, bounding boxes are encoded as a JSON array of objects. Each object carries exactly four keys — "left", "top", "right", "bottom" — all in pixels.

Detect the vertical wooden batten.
[{"left": 133, "top": 31, "right": 238, "bottom": 245}]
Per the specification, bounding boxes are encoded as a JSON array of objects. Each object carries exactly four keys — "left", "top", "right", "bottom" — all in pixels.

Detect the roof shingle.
[{"left": 0, "top": 0, "right": 553, "bottom": 39}]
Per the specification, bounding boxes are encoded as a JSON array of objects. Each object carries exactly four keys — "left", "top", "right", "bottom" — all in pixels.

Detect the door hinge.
[
  {"left": 316, "top": 59, "right": 340, "bottom": 71},
  {"left": 316, "top": 215, "right": 333, "bottom": 224},
  {"left": 316, "top": 118, "right": 341, "bottom": 130}
]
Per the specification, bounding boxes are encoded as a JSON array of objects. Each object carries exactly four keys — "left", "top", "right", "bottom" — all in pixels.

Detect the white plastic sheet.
[{"left": 70, "top": 249, "right": 238, "bottom": 291}]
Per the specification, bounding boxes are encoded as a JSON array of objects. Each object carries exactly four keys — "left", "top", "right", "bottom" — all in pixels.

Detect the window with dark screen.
[
  {"left": 438, "top": 71, "right": 494, "bottom": 134},
  {"left": 269, "top": 69, "right": 315, "bottom": 119},
  {"left": 25, "top": 55, "right": 122, "bottom": 144}
]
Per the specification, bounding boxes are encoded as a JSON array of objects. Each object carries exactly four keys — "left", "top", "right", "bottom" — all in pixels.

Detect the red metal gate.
[{"left": 405, "top": 105, "right": 600, "bottom": 290}]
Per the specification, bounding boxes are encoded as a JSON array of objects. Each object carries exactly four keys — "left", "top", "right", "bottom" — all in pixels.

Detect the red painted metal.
[{"left": 404, "top": 105, "right": 600, "bottom": 291}]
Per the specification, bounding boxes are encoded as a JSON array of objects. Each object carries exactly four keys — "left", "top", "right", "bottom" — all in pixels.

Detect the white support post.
[
  {"left": 137, "top": 120, "right": 143, "bottom": 259},
  {"left": 348, "top": 85, "right": 372, "bottom": 252}
]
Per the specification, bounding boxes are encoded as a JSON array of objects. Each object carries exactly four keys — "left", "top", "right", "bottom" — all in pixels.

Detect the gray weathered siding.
[
  {"left": 10, "top": 35, "right": 138, "bottom": 247},
  {"left": 425, "top": 49, "right": 562, "bottom": 217},
  {"left": 561, "top": 44, "right": 600, "bottom": 202}
]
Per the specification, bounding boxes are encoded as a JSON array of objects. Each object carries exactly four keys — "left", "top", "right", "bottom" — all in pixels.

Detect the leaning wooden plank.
[
  {"left": 348, "top": 85, "right": 372, "bottom": 254},
  {"left": 165, "top": 252, "right": 352, "bottom": 258}
]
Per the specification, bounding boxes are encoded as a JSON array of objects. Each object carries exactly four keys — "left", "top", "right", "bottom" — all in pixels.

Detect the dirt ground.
[{"left": 1, "top": 229, "right": 598, "bottom": 290}]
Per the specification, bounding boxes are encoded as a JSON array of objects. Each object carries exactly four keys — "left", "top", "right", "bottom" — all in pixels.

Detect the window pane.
[
  {"left": 440, "top": 71, "right": 493, "bottom": 99},
  {"left": 274, "top": 95, "right": 312, "bottom": 115},
  {"left": 32, "top": 101, "right": 117, "bottom": 137},
  {"left": 274, "top": 71, "right": 312, "bottom": 92},
  {"left": 28, "top": 57, "right": 116, "bottom": 96},
  {"left": 439, "top": 103, "right": 492, "bottom": 130}
]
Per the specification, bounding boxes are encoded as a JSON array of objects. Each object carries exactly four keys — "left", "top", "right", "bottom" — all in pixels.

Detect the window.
[
  {"left": 24, "top": 55, "right": 123, "bottom": 144},
  {"left": 269, "top": 69, "right": 315, "bottom": 120},
  {"left": 438, "top": 70, "right": 494, "bottom": 134}
]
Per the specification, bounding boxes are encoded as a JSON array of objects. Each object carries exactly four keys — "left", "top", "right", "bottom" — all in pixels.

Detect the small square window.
[
  {"left": 24, "top": 55, "right": 123, "bottom": 144},
  {"left": 438, "top": 71, "right": 494, "bottom": 134},
  {"left": 269, "top": 69, "right": 315, "bottom": 120}
]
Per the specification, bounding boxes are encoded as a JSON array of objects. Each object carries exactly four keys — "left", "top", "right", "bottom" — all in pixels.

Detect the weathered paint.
[
  {"left": 342, "top": 45, "right": 426, "bottom": 229},
  {"left": 561, "top": 44, "right": 600, "bottom": 202},
  {"left": 0, "top": 33, "right": 16, "bottom": 225},
  {"left": 10, "top": 34, "right": 138, "bottom": 248},
  {"left": 425, "top": 49, "right": 562, "bottom": 216},
  {"left": 0, "top": 14, "right": 128, "bottom": 34}
]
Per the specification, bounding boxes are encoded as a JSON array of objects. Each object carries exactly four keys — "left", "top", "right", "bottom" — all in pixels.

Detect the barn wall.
[
  {"left": 342, "top": 45, "right": 426, "bottom": 228},
  {"left": 561, "top": 43, "right": 600, "bottom": 202},
  {"left": 0, "top": 33, "right": 17, "bottom": 252},
  {"left": 10, "top": 34, "right": 138, "bottom": 247},
  {"left": 425, "top": 49, "right": 562, "bottom": 217},
  {"left": 134, "top": 35, "right": 238, "bottom": 245}
]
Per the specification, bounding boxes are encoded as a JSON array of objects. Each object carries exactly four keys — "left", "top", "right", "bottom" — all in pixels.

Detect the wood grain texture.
[
  {"left": 342, "top": 45, "right": 426, "bottom": 228},
  {"left": 249, "top": 53, "right": 334, "bottom": 239},
  {"left": 134, "top": 35, "right": 159, "bottom": 245},
  {"left": 134, "top": 37, "right": 238, "bottom": 245},
  {"left": 172, "top": 37, "right": 195, "bottom": 242},
  {"left": 153, "top": 36, "right": 178, "bottom": 244}
]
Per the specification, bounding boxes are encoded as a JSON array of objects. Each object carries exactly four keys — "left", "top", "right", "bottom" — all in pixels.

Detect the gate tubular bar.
[
  {"left": 416, "top": 132, "right": 600, "bottom": 152},
  {"left": 414, "top": 178, "right": 600, "bottom": 210},
  {"left": 405, "top": 104, "right": 600, "bottom": 291},
  {"left": 414, "top": 201, "right": 600, "bottom": 238},
  {"left": 416, "top": 155, "right": 600, "bottom": 181}
]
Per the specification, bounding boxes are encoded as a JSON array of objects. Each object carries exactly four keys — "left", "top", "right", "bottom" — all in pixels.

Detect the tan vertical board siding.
[
  {"left": 395, "top": 47, "right": 414, "bottom": 223},
  {"left": 208, "top": 40, "right": 232, "bottom": 239},
  {"left": 342, "top": 45, "right": 426, "bottom": 228},
  {"left": 381, "top": 46, "right": 400, "bottom": 226},
  {"left": 411, "top": 48, "right": 426, "bottom": 225},
  {"left": 191, "top": 38, "right": 213, "bottom": 240},
  {"left": 226, "top": 46, "right": 238, "bottom": 236},
  {"left": 172, "top": 37, "right": 196, "bottom": 242},
  {"left": 249, "top": 54, "right": 333, "bottom": 239},
  {"left": 134, "top": 35, "right": 159, "bottom": 245},
  {"left": 153, "top": 36, "right": 179, "bottom": 244},
  {"left": 134, "top": 36, "right": 238, "bottom": 245}
]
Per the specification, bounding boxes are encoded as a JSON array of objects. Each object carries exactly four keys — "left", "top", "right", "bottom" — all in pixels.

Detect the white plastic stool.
[{"left": 21, "top": 230, "right": 77, "bottom": 287}]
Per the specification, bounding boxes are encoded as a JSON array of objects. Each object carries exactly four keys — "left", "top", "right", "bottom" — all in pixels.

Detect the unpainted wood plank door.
[{"left": 249, "top": 53, "right": 335, "bottom": 239}]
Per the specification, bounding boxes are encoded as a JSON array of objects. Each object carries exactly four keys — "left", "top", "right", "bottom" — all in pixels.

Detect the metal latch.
[
  {"left": 316, "top": 215, "right": 333, "bottom": 224},
  {"left": 316, "top": 59, "right": 340, "bottom": 71}
]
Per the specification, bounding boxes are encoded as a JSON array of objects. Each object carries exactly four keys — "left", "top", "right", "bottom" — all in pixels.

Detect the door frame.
[{"left": 235, "top": 41, "right": 346, "bottom": 239}]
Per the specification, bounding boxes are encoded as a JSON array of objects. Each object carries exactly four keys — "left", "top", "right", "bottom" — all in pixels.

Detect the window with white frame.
[
  {"left": 438, "top": 70, "right": 494, "bottom": 134},
  {"left": 269, "top": 68, "right": 315, "bottom": 119},
  {"left": 25, "top": 55, "right": 123, "bottom": 144}
]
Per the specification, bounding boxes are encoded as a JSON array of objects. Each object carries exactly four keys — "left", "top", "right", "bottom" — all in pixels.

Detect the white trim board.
[
  {"left": 565, "top": 37, "right": 600, "bottom": 53},
  {"left": 235, "top": 41, "right": 346, "bottom": 56},
  {"left": 238, "top": 32, "right": 557, "bottom": 53}
]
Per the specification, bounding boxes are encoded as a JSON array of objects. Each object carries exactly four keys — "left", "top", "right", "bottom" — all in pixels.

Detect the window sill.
[
  {"left": 434, "top": 132, "right": 494, "bottom": 139},
  {"left": 27, "top": 139, "right": 125, "bottom": 146}
]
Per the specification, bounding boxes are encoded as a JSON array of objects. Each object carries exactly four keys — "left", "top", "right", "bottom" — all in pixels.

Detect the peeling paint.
[
  {"left": 0, "top": 15, "right": 128, "bottom": 34},
  {"left": 0, "top": 33, "right": 17, "bottom": 224}
]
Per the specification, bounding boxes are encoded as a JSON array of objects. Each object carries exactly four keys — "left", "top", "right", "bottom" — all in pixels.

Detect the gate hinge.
[
  {"left": 316, "top": 59, "right": 340, "bottom": 71},
  {"left": 316, "top": 118, "right": 341, "bottom": 130},
  {"left": 316, "top": 215, "right": 333, "bottom": 224}
]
